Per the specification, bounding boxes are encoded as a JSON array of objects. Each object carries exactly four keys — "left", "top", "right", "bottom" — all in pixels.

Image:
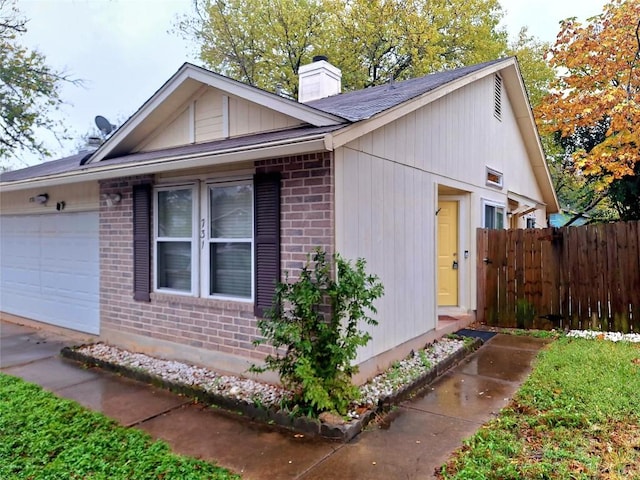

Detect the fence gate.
[{"left": 476, "top": 221, "right": 640, "bottom": 332}]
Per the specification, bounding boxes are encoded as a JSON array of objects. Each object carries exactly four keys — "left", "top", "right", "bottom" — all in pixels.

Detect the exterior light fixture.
[
  {"left": 102, "top": 193, "right": 122, "bottom": 207},
  {"left": 34, "top": 193, "right": 49, "bottom": 204}
]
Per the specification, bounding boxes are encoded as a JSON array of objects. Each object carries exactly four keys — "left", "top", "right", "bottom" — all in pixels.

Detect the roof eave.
[
  {"left": 1, "top": 133, "right": 331, "bottom": 192},
  {"left": 502, "top": 60, "right": 560, "bottom": 214}
]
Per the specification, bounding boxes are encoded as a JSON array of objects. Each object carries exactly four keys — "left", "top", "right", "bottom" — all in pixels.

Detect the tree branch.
[
  {"left": 564, "top": 193, "right": 607, "bottom": 226},
  {"left": 625, "top": 18, "right": 640, "bottom": 100}
]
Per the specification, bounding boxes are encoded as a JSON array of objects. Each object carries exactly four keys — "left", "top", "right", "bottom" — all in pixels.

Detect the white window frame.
[
  {"left": 153, "top": 184, "right": 199, "bottom": 296},
  {"left": 153, "top": 179, "right": 254, "bottom": 302},
  {"left": 201, "top": 179, "right": 254, "bottom": 302},
  {"left": 486, "top": 166, "right": 504, "bottom": 189},
  {"left": 482, "top": 199, "right": 506, "bottom": 230}
]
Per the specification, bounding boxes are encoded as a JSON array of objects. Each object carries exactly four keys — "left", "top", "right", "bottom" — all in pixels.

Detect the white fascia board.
[
  {"left": 87, "top": 64, "right": 196, "bottom": 164},
  {"left": 503, "top": 61, "right": 560, "bottom": 213},
  {"left": 1, "top": 135, "right": 329, "bottom": 192},
  {"left": 327, "top": 59, "right": 516, "bottom": 150},
  {"left": 88, "top": 64, "right": 344, "bottom": 165}
]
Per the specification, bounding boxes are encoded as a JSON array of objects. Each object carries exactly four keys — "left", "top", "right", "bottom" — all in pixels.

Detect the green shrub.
[{"left": 251, "top": 249, "right": 384, "bottom": 415}]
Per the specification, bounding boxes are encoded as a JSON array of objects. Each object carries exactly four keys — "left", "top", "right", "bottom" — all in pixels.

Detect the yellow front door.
[{"left": 437, "top": 200, "right": 458, "bottom": 306}]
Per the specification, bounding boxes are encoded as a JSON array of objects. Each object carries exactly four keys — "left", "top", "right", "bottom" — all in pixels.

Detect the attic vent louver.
[{"left": 494, "top": 74, "right": 502, "bottom": 120}]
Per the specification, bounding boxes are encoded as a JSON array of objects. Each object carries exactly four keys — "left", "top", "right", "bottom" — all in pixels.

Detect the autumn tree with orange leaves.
[{"left": 536, "top": 0, "right": 640, "bottom": 220}]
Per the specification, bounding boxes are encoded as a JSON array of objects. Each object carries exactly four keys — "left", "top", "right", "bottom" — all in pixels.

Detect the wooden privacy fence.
[{"left": 477, "top": 221, "right": 640, "bottom": 332}]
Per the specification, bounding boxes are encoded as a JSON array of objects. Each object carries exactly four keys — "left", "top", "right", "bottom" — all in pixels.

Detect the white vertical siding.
[
  {"left": 352, "top": 75, "right": 546, "bottom": 216},
  {"left": 228, "top": 96, "right": 304, "bottom": 137},
  {"left": 336, "top": 148, "right": 435, "bottom": 363},
  {"left": 336, "top": 74, "right": 549, "bottom": 364},
  {"left": 135, "top": 87, "right": 306, "bottom": 152},
  {"left": 195, "top": 89, "right": 224, "bottom": 141},
  {"left": 139, "top": 107, "right": 191, "bottom": 151}
]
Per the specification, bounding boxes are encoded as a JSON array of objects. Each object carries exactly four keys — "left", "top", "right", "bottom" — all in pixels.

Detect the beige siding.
[
  {"left": 139, "top": 107, "right": 191, "bottom": 151},
  {"left": 155, "top": 161, "right": 255, "bottom": 182},
  {"left": 335, "top": 148, "right": 435, "bottom": 364},
  {"left": 195, "top": 89, "right": 224, "bottom": 142},
  {"left": 134, "top": 87, "right": 305, "bottom": 153},
  {"left": 228, "top": 96, "right": 303, "bottom": 137},
  {"left": 0, "top": 182, "right": 99, "bottom": 215},
  {"left": 351, "top": 75, "right": 546, "bottom": 210},
  {"left": 335, "top": 74, "right": 549, "bottom": 364}
]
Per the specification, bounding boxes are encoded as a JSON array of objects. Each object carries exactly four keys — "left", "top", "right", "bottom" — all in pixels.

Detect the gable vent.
[{"left": 494, "top": 74, "right": 502, "bottom": 120}]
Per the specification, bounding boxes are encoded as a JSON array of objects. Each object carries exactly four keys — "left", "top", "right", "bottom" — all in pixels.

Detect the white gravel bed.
[
  {"left": 357, "top": 339, "right": 465, "bottom": 410},
  {"left": 79, "top": 343, "right": 293, "bottom": 406},
  {"left": 567, "top": 330, "right": 640, "bottom": 343},
  {"left": 77, "top": 337, "right": 466, "bottom": 419}
]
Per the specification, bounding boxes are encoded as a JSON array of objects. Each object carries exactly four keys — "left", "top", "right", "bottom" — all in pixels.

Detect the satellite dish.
[{"left": 95, "top": 115, "right": 116, "bottom": 137}]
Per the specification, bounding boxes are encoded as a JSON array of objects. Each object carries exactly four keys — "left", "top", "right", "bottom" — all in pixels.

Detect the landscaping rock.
[{"left": 60, "top": 335, "right": 481, "bottom": 441}]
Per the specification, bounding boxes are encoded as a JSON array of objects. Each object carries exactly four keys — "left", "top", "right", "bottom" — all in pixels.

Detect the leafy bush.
[{"left": 252, "top": 249, "right": 384, "bottom": 415}]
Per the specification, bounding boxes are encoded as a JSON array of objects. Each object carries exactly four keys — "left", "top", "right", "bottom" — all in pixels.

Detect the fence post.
[{"left": 476, "top": 228, "right": 488, "bottom": 324}]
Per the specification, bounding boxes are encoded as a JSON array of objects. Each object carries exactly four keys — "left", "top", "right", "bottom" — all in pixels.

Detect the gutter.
[{"left": 0, "top": 134, "right": 330, "bottom": 192}]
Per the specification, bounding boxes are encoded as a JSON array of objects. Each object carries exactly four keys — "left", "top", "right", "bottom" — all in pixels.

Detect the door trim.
[{"left": 436, "top": 194, "right": 470, "bottom": 311}]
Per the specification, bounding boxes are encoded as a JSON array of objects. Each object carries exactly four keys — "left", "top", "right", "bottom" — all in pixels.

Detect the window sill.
[{"left": 150, "top": 292, "right": 254, "bottom": 311}]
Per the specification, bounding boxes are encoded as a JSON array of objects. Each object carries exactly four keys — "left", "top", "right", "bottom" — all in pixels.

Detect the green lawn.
[
  {"left": 0, "top": 373, "right": 239, "bottom": 479},
  {"left": 439, "top": 336, "right": 640, "bottom": 479}
]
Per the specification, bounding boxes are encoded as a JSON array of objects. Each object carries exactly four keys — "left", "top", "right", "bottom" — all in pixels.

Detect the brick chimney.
[{"left": 298, "top": 55, "right": 342, "bottom": 103}]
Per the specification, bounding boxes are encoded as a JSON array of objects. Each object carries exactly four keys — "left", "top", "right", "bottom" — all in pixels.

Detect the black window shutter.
[
  {"left": 254, "top": 173, "right": 281, "bottom": 317},
  {"left": 132, "top": 183, "right": 151, "bottom": 302}
]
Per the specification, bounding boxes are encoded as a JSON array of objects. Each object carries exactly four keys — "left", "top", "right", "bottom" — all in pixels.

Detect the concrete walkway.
[{"left": 0, "top": 319, "right": 549, "bottom": 479}]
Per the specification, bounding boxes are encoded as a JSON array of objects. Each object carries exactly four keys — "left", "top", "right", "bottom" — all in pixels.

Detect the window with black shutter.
[
  {"left": 132, "top": 183, "right": 151, "bottom": 301},
  {"left": 136, "top": 174, "right": 280, "bottom": 313},
  {"left": 253, "top": 173, "right": 281, "bottom": 317}
]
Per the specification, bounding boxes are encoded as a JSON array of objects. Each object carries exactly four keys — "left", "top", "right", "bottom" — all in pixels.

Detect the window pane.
[
  {"left": 484, "top": 205, "right": 495, "bottom": 229},
  {"left": 210, "top": 242, "right": 251, "bottom": 298},
  {"left": 496, "top": 209, "right": 504, "bottom": 229},
  {"left": 158, "top": 189, "right": 192, "bottom": 237},
  {"left": 157, "top": 242, "right": 191, "bottom": 291},
  {"left": 210, "top": 184, "right": 253, "bottom": 238}
]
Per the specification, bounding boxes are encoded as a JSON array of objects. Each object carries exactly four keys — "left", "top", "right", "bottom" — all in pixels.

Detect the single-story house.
[{"left": 0, "top": 56, "right": 558, "bottom": 382}]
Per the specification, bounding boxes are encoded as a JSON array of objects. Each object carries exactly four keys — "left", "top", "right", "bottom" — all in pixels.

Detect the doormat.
[{"left": 454, "top": 329, "right": 497, "bottom": 343}]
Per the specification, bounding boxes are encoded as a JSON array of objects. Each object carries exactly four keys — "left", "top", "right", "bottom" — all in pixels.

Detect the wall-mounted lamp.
[
  {"left": 101, "top": 193, "right": 122, "bottom": 207},
  {"left": 29, "top": 193, "right": 49, "bottom": 204}
]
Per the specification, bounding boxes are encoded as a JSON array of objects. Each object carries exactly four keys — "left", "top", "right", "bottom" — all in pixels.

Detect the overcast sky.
[{"left": 15, "top": 0, "right": 607, "bottom": 168}]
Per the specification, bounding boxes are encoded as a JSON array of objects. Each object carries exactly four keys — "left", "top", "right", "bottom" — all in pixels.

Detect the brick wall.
[
  {"left": 99, "top": 151, "right": 334, "bottom": 367},
  {"left": 256, "top": 151, "right": 334, "bottom": 279}
]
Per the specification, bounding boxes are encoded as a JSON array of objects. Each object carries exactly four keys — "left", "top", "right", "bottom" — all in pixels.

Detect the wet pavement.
[{"left": 0, "top": 319, "right": 549, "bottom": 479}]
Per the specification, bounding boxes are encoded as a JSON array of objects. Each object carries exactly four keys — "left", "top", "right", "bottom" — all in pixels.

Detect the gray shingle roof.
[
  {"left": 0, "top": 152, "right": 90, "bottom": 183},
  {"left": 1, "top": 59, "right": 507, "bottom": 184},
  {"left": 307, "top": 59, "right": 505, "bottom": 121}
]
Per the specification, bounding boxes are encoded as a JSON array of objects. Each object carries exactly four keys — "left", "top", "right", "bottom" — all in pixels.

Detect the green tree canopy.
[
  {"left": 179, "top": 0, "right": 553, "bottom": 98},
  {"left": 0, "top": 0, "right": 75, "bottom": 166}
]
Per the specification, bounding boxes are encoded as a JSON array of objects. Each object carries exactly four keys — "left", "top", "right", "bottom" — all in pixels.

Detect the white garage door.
[{"left": 0, "top": 212, "right": 100, "bottom": 334}]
